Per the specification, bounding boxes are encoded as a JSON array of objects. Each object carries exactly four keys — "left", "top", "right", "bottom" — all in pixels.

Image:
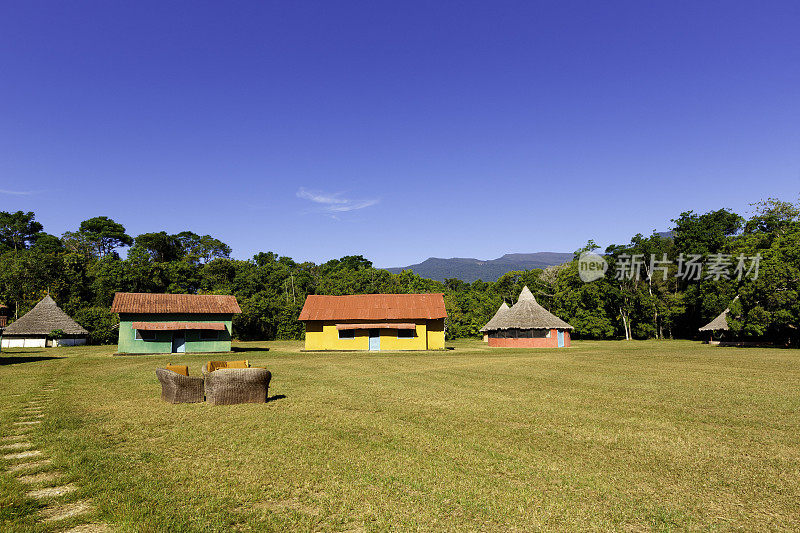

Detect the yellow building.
[{"left": 299, "top": 293, "right": 447, "bottom": 351}]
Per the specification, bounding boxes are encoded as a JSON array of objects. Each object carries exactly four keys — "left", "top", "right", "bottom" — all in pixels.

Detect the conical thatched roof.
[
  {"left": 480, "top": 302, "right": 510, "bottom": 332},
  {"left": 699, "top": 310, "right": 728, "bottom": 331},
  {"left": 699, "top": 297, "right": 738, "bottom": 332},
  {"left": 3, "top": 296, "right": 88, "bottom": 336},
  {"left": 488, "top": 286, "right": 573, "bottom": 331}
]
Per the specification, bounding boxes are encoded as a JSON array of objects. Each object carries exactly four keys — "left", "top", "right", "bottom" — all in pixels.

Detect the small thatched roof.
[
  {"left": 486, "top": 287, "right": 573, "bottom": 331},
  {"left": 699, "top": 297, "right": 738, "bottom": 332},
  {"left": 699, "top": 310, "right": 728, "bottom": 331},
  {"left": 480, "top": 302, "right": 510, "bottom": 332},
  {"left": 3, "top": 296, "right": 88, "bottom": 336}
]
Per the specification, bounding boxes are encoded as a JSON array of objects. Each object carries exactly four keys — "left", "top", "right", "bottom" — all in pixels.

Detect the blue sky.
[{"left": 1, "top": 1, "right": 798, "bottom": 267}]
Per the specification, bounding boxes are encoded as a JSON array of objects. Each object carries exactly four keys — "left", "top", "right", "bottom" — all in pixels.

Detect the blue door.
[
  {"left": 172, "top": 332, "right": 186, "bottom": 353},
  {"left": 368, "top": 329, "right": 380, "bottom": 351},
  {"left": 557, "top": 330, "right": 564, "bottom": 348}
]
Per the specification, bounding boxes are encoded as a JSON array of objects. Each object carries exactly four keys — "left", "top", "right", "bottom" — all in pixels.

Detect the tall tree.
[
  {"left": 78, "top": 216, "right": 133, "bottom": 257},
  {"left": 175, "top": 231, "right": 232, "bottom": 263},
  {"left": 672, "top": 209, "right": 743, "bottom": 256},
  {"left": 197, "top": 235, "right": 232, "bottom": 263},
  {"left": 0, "top": 211, "right": 43, "bottom": 250},
  {"left": 31, "top": 232, "right": 64, "bottom": 254},
  {"left": 742, "top": 197, "right": 800, "bottom": 248},
  {"left": 62, "top": 231, "right": 96, "bottom": 259},
  {"left": 134, "top": 232, "right": 184, "bottom": 262}
]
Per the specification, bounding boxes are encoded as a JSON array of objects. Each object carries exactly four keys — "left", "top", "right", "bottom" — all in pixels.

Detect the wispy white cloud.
[
  {"left": 296, "top": 187, "right": 379, "bottom": 217},
  {"left": 296, "top": 188, "right": 349, "bottom": 205},
  {"left": 324, "top": 199, "right": 380, "bottom": 212},
  {"left": 0, "top": 189, "right": 36, "bottom": 196}
]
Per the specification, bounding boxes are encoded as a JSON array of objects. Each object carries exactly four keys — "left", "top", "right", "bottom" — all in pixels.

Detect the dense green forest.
[{"left": 0, "top": 196, "right": 798, "bottom": 345}]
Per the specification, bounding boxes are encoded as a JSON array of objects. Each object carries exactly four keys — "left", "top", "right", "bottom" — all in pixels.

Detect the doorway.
[
  {"left": 368, "top": 329, "right": 380, "bottom": 351},
  {"left": 172, "top": 331, "right": 186, "bottom": 353}
]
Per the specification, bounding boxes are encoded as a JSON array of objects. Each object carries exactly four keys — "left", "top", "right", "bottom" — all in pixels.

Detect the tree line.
[{"left": 0, "top": 195, "right": 798, "bottom": 345}]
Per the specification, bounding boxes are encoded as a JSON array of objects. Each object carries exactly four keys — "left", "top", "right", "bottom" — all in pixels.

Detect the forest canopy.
[{"left": 0, "top": 196, "right": 798, "bottom": 346}]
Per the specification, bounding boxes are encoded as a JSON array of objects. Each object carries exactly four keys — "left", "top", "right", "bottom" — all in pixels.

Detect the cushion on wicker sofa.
[
  {"left": 205, "top": 360, "right": 250, "bottom": 372},
  {"left": 165, "top": 364, "right": 189, "bottom": 376}
]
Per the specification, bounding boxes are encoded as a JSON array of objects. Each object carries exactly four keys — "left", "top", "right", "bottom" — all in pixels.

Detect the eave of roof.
[
  {"left": 336, "top": 322, "right": 417, "bottom": 330},
  {"left": 131, "top": 322, "right": 226, "bottom": 331}
]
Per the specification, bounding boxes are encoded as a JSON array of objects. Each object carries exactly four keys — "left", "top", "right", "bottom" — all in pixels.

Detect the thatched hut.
[
  {"left": 483, "top": 286, "right": 573, "bottom": 348},
  {"left": 480, "top": 302, "right": 509, "bottom": 342},
  {"left": 1, "top": 296, "right": 88, "bottom": 348},
  {"left": 699, "top": 297, "right": 737, "bottom": 344}
]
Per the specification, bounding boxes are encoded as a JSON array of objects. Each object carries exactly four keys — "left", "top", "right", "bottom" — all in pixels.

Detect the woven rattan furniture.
[
  {"left": 203, "top": 367, "right": 271, "bottom": 406},
  {"left": 156, "top": 368, "right": 204, "bottom": 403}
]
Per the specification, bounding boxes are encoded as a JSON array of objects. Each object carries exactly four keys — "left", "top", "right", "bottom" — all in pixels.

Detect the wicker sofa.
[
  {"left": 156, "top": 368, "right": 205, "bottom": 403},
  {"left": 157, "top": 361, "right": 272, "bottom": 405},
  {"left": 203, "top": 367, "right": 272, "bottom": 406}
]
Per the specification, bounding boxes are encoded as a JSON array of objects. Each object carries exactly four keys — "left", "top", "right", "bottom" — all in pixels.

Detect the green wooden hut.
[{"left": 111, "top": 293, "right": 241, "bottom": 354}]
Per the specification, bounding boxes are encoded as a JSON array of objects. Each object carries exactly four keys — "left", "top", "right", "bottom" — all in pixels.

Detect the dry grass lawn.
[{"left": 1, "top": 339, "right": 799, "bottom": 531}]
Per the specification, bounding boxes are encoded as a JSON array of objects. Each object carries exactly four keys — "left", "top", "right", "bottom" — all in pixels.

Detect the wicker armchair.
[
  {"left": 156, "top": 368, "right": 205, "bottom": 403},
  {"left": 203, "top": 367, "right": 271, "bottom": 406}
]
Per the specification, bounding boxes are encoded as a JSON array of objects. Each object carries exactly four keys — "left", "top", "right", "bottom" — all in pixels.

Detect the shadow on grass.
[
  {"left": 0, "top": 355, "right": 64, "bottom": 365},
  {"left": 266, "top": 394, "right": 286, "bottom": 403},
  {"left": 232, "top": 346, "right": 270, "bottom": 353}
]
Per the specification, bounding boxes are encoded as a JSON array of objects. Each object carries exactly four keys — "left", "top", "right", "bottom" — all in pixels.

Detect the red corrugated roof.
[
  {"left": 299, "top": 293, "right": 446, "bottom": 321},
  {"left": 111, "top": 293, "right": 241, "bottom": 314}
]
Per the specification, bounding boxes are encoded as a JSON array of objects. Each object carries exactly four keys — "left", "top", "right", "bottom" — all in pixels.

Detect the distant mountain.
[{"left": 384, "top": 252, "right": 574, "bottom": 282}]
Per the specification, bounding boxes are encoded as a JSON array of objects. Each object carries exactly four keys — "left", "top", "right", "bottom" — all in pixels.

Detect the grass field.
[{"left": 1, "top": 340, "right": 799, "bottom": 532}]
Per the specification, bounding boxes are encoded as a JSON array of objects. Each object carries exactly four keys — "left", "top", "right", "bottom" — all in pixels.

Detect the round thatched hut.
[
  {"left": 480, "top": 302, "right": 509, "bottom": 342},
  {"left": 1, "top": 296, "right": 88, "bottom": 348},
  {"left": 483, "top": 286, "right": 573, "bottom": 348},
  {"left": 698, "top": 296, "right": 737, "bottom": 344}
]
